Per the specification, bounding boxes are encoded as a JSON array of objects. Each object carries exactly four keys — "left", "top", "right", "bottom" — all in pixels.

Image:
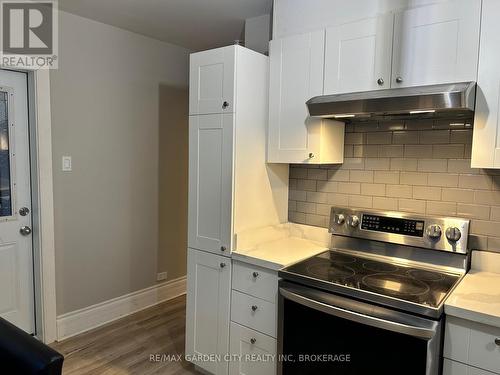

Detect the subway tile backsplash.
[{"left": 288, "top": 119, "right": 500, "bottom": 253}]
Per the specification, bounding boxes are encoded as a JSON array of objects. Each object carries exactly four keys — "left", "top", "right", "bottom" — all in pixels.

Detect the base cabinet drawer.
[
  {"left": 229, "top": 322, "right": 277, "bottom": 375},
  {"left": 232, "top": 262, "right": 278, "bottom": 303},
  {"left": 443, "top": 359, "right": 497, "bottom": 375},
  {"left": 231, "top": 290, "right": 277, "bottom": 337},
  {"left": 444, "top": 316, "right": 500, "bottom": 374}
]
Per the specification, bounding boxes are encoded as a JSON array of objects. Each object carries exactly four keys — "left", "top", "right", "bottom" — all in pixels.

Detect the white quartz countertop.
[
  {"left": 232, "top": 223, "right": 330, "bottom": 270},
  {"left": 445, "top": 251, "right": 500, "bottom": 328}
]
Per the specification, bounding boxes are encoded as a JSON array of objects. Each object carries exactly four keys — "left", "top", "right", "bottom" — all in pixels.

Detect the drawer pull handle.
[
  {"left": 250, "top": 338, "right": 256, "bottom": 345},
  {"left": 495, "top": 338, "right": 500, "bottom": 346},
  {"left": 252, "top": 272, "right": 259, "bottom": 278},
  {"left": 251, "top": 305, "right": 258, "bottom": 312}
]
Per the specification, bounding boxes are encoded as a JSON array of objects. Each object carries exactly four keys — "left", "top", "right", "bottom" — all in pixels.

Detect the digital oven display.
[{"left": 361, "top": 215, "right": 425, "bottom": 237}]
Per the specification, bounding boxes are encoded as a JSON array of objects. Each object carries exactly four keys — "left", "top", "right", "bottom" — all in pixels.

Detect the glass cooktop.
[{"left": 280, "top": 250, "right": 462, "bottom": 311}]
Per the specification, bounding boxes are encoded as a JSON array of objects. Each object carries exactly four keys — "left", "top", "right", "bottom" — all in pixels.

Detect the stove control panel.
[
  {"left": 361, "top": 215, "right": 424, "bottom": 237},
  {"left": 329, "top": 207, "right": 470, "bottom": 254}
]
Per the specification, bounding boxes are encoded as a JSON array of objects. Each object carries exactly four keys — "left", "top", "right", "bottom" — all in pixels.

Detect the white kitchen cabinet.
[
  {"left": 229, "top": 322, "right": 277, "bottom": 375},
  {"left": 324, "top": 14, "right": 394, "bottom": 94},
  {"left": 392, "top": 0, "right": 481, "bottom": 88},
  {"left": 444, "top": 316, "right": 500, "bottom": 375},
  {"left": 186, "top": 248, "right": 232, "bottom": 375},
  {"left": 443, "top": 359, "right": 497, "bottom": 375},
  {"left": 188, "top": 46, "right": 288, "bottom": 255},
  {"left": 230, "top": 290, "right": 277, "bottom": 338},
  {"left": 188, "top": 114, "right": 233, "bottom": 255},
  {"left": 268, "top": 30, "right": 345, "bottom": 164},
  {"left": 189, "top": 46, "right": 235, "bottom": 115},
  {"left": 471, "top": 0, "right": 500, "bottom": 169},
  {"left": 187, "top": 45, "right": 288, "bottom": 374},
  {"left": 231, "top": 262, "right": 278, "bottom": 303}
]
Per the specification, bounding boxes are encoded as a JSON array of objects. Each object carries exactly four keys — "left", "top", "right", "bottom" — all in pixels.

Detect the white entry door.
[{"left": 0, "top": 69, "right": 34, "bottom": 334}]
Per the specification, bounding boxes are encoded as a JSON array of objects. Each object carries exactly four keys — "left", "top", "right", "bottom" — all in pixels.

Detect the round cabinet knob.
[
  {"left": 250, "top": 338, "right": 256, "bottom": 345},
  {"left": 220, "top": 246, "right": 226, "bottom": 252},
  {"left": 334, "top": 213, "right": 345, "bottom": 225},
  {"left": 347, "top": 215, "right": 360, "bottom": 228},
  {"left": 308, "top": 152, "right": 314, "bottom": 159},
  {"left": 445, "top": 227, "right": 462, "bottom": 242},
  {"left": 377, "top": 78, "right": 384, "bottom": 86},
  {"left": 20, "top": 226, "right": 32, "bottom": 236},
  {"left": 222, "top": 101, "right": 229, "bottom": 109},
  {"left": 252, "top": 271, "right": 259, "bottom": 278},
  {"left": 426, "top": 225, "right": 442, "bottom": 240},
  {"left": 495, "top": 338, "right": 500, "bottom": 346},
  {"left": 395, "top": 76, "right": 403, "bottom": 84},
  {"left": 220, "top": 262, "right": 226, "bottom": 268},
  {"left": 251, "top": 305, "right": 258, "bottom": 312}
]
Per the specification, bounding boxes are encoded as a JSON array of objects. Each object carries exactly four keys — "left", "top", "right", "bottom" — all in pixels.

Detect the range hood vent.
[{"left": 307, "top": 82, "right": 476, "bottom": 121}]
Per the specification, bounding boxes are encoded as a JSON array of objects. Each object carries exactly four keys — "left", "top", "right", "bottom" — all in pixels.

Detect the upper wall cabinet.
[
  {"left": 189, "top": 47, "right": 235, "bottom": 115},
  {"left": 392, "top": 0, "right": 481, "bottom": 88},
  {"left": 471, "top": 0, "right": 500, "bottom": 169},
  {"left": 324, "top": 14, "right": 394, "bottom": 94},
  {"left": 268, "top": 31, "right": 344, "bottom": 164}
]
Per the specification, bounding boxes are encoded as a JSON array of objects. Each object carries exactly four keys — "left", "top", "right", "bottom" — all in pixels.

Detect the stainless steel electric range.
[{"left": 278, "top": 207, "right": 470, "bottom": 375}]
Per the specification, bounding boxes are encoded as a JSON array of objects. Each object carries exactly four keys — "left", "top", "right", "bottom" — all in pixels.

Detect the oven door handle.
[{"left": 280, "top": 287, "right": 437, "bottom": 339}]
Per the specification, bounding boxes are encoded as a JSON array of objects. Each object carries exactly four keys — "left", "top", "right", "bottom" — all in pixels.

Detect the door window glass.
[{"left": 0, "top": 91, "right": 12, "bottom": 217}]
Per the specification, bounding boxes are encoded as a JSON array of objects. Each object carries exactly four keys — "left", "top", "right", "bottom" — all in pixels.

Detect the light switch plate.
[{"left": 62, "top": 156, "right": 72, "bottom": 171}]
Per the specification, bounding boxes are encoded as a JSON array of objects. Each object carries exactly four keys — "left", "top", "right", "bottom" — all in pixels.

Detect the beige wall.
[
  {"left": 288, "top": 119, "right": 500, "bottom": 253},
  {"left": 50, "top": 11, "right": 190, "bottom": 314},
  {"left": 158, "top": 86, "right": 188, "bottom": 280}
]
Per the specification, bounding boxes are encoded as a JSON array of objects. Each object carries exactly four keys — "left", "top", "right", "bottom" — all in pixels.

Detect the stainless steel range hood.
[{"left": 306, "top": 82, "right": 476, "bottom": 120}]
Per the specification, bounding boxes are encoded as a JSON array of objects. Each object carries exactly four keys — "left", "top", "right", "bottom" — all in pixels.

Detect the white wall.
[
  {"left": 50, "top": 11, "right": 191, "bottom": 315},
  {"left": 245, "top": 14, "right": 271, "bottom": 55},
  {"left": 273, "top": 0, "right": 451, "bottom": 39}
]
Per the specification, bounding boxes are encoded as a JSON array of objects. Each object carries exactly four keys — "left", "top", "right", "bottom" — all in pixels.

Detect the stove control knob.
[
  {"left": 426, "top": 224, "right": 442, "bottom": 240},
  {"left": 445, "top": 227, "right": 462, "bottom": 242},
  {"left": 334, "top": 213, "right": 345, "bottom": 225},
  {"left": 348, "top": 215, "right": 360, "bottom": 228}
]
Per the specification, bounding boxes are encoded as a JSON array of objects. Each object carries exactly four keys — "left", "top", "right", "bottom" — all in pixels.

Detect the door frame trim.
[
  {"left": 27, "top": 69, "right": 57, "bottom": 344},
  {"left": 1, "top": 67, "right": 57, "bottom": 343}
]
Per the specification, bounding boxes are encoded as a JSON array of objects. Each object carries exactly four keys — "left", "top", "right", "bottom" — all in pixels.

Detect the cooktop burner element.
[
  {"left": 328, "top": 253, "right": 356, "bottom": 264},
  {"left": 362, "top": 260, "right": 399, "bottom": 273},
  {"left": 407, "top": 269, "right": 445, "bottom": 282},
  {"left": 307, "top": 263, "right": 355, "bottom": 280},
  {"left": 282, "top": 250, "right": 461, "bottom": 313},
  {"left": 361, "top": 273, "right": 430, "bottom": 297}
]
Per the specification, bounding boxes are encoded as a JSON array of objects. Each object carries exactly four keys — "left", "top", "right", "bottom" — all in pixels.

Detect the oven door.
[{"left": 278, "top": 281, "right": 442, "bottom": 375}]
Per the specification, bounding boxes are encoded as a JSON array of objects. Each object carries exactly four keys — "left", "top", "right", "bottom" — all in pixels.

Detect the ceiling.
[{"left": 58, "top": 0, "right": 272, "bottom": 51}]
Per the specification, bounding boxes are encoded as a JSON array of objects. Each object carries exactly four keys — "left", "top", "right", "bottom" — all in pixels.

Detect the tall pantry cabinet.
[{"left": 185, "top": 45, "right": 288, "bottom": 375}]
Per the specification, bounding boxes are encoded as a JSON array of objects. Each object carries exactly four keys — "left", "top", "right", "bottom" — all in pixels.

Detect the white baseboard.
[{"left": 56, "top": 276, "right": 186, "bottom": 341}]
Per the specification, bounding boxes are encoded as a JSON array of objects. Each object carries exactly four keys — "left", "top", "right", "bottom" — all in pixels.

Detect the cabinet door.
[
  {"left": 186, "top": 248, "right": 231, "bottom": 375},
  {"left": 324, "top": 14, "right": 394, "bottom": 94},
  {"left": 188, "top": 114, "right": 233, "bottom": 254},
  {"left": 229, "top": 322, "right": 277, "bottom": 375},
  {"left": 189, "top": 46, "right": 235, "bottom": 115},
  {"left": 472, "top": 0, "right": 500, "bottom": 168},
  {"left": 392, "top": 0, "right": 480, "bottom": 88},
  {"left": 443, "top": 359, "right": 496, "bottom": 375},
  {"left": 268, "top": 30, "right": 325, "bottom": 163}
]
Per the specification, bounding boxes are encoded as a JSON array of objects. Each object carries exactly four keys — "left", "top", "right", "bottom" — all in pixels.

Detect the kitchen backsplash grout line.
[{"left": 288, "top": 119, "right": 500, "bottom": 253}]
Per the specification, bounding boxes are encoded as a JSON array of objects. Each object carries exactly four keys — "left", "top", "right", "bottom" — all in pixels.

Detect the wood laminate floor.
[{"left": 51, "top": 295, "right": 198, "bottom": 375}]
